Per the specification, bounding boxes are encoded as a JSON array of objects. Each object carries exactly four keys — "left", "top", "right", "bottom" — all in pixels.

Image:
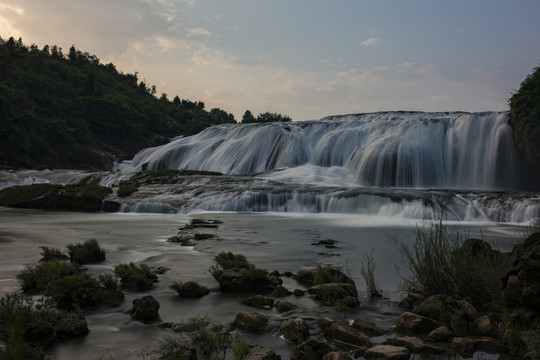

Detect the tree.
[
  {"left": 509, "top": 65, "right": 540, "bottom": 170},
  {"left": 241, "top": 110, "right": 256, "bottom": 123}
]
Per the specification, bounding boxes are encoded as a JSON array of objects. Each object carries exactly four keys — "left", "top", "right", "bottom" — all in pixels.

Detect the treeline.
[{"left": 0, "top": 37, "right": 241, "bottom": 169}]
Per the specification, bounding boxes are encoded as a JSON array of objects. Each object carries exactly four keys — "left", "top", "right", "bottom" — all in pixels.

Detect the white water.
[{"left": 126, "top": 111, "right": 518, "bottom": 190}]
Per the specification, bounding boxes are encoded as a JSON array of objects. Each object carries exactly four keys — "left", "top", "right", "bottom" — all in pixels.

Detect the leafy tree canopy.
[
  {"left": 241, "top": 110, "right": 292, "bottom": 123},
  {"left": 0, "top": 37, "right": 236, "bottom": 169},
  {"left": 509, "top": 65, "right": 540, "bottom": 170}
]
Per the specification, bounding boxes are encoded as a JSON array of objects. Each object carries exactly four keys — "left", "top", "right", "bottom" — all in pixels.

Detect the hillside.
[{"left": 0, "top": 37, "right": 236, "bottom": 170}]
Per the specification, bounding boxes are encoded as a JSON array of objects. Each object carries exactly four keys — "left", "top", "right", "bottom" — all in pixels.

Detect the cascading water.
[{"left": 126, "top": 111, "right": 518, "bottom": 190}]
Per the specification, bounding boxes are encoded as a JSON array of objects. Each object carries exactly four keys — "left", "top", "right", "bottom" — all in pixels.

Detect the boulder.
[
  {"left": 174, "top": 281, "right": 209, "bottom": 297},
  {"left": 290, "top": 339, "right": 332, "bottom": 360},
  {"left": 426, "top": 326, "right": 453, "bottom": 342},
  {"left": 274, "top": 301, "right": 297, "bottom": 313},
  {"left": 293, "top": 289, "right": 305, "bottom": 296},
  {"left": 451, "top": 337, "right": 474, "bottom": 355},
  {"left": 475, "top": 315, "right": 496, "bottom": 337},
  {"left": 398, "top": 293, "right": 423, "bottom": 310},
  {"left": 351, "top": 318, "right": 386, "bottom": 336},
  {"left": 323, "top": 323, "right": 371, "bottom": 348},
  {"left": 131, "top": 295, "right": 160, "bottom": 322},
  {"left": 473, "top": 337, "right": 508, "bottom": 354},
  {"left": 282, "top": 318, "right": 310, "bottom": 343},
  {"left": 322, "top": 352, "right": 349, "bottom": 360},
  {"left": 272, "top": 285, "right": 292, "bottom": 297},
  {"left": 243, "top": 295, "right": 274, "bottom": 309},
  {"left": 318, "top": 317, "right": 348, "bottom": 331},
  {"left": 364, "top": 345, "right": 410, "bottom": 360},
  {"left": 308, "top": 283, "right": 358, "bottom": 305},
  {"left": 243, "top": 346, "right": 281, "bottom": 360},
  {"left": 384, "top": 336, "right": 425, "bottom": 353},
  {"left": 394, "top": 312, "right": 440, "bottom": 335},
  {"left": 234, "top": 312, "right": 269, "bottom": 334}
]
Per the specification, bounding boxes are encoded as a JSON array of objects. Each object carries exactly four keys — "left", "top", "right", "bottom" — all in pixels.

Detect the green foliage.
[
  {"left": 39, "top": 246, "right": 68, "bottom": 262},
  {"left": 99, "top": 273, "right": 119, "bottom": 290},
  {"left": 0, "top": 36, "right": 235, "bottom": 169},
  {"left": 313, "top": 264, "right": 352, "bottom": 286},
  {"left": 66, "top": 239, "right": 106, "bottom": 264},
  {"left": 509, "top": 65, "right": 540, "bottom": 170},
  {"left": 213, "top": 251, "right": 251, "bottom": 270},
  {"left": 240, "top": 110, "right": 292, "bottom": 123},
  {"left": 113, "top": 262, "right": 157, "bottom": 291},
  {"left": 0, "top": 183, "right": 112, "bottom": 211},
  {"left": 396, "top": 213, "right": 506, "bottom": 306},
  {"left": 117, "top": 182, "right": 138, "bottom": 197},
  {"left": 16, "top": 261, "right": 78, "bottom": 293},
  {"left": 46, "top": 272, "right": 101, "bottom": 310},
  {"left": 522, "top": 321, "right": 540, "bottom": 360}
]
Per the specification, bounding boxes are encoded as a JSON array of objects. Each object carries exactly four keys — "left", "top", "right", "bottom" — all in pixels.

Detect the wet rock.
[
  {"left": 173, "top": 281, "right": 209, "bottom": 297},
  {"left": 475, "top": 315, "right": 496, "bottom": 337},
  {"left": 274, "top": 301, "right": 297, "bottom": 313},
  {"left": 322, "top": 352, "right": 349, "bottom": 360},
  {"left": 426, "top": 326, "right": 453, "bottom": 342},
  {"left": 243, "top": 346, "right": 281, "bottom": 360},
  {"left": 473, "top": 337, "right": 508, "bottom": 353},
  {"left": 167, "top": 235, "right": 194, "bottom": 246},
  {"left": 318, "top": 317, "right": 348, "bottom": 331},
  {"left": 290, "top": 338, "right": 332, "bottom": 360},
  {"left": 337, "top": 295, "right": 360, "bottom": 308},
  {"left": 217, "top": 268, "right": 272, "bottom": 293},
  {"left": 398, "top": 293, "right": 423, "bottom": 310},
  {"left": 294, "top": 268, "right": 354, "bottom": 287},
  {"left": 234, "top": 312, "right": 269, "bottom": 334},
  {"left": 308, "top": 283, "right": 358, "bottom": 305},
  {"left": 394, "top": 312, "right": 440, "bottom": 335},
  {"left": 364, "top": 345, "right": 410, "bottom": 360},
  {"left": 283, "top": 318, "right": 310, "bottom": 343},
  {"left": 272, "top": 284, "right": 292, "bottom": 297},
  {"left": 351, "top": 318, "right": 386, "bottom": 336},
  {"left": 131, "top": 295, "right": 160, "bottom": 322},
  {"left": 293, "top": 289, "right": 305, "bottom": 296},
  {"left": 313, "top": 239, "right": 338, "bottom": 248},
  {"left": 243, "top": 295, "right": 274, "bottom": 309},
  {"left": 323, "top": 323, "right": 371, "bottom": 348},
  {"left": 154, "top": 266, "right": 170, "bottom": 274},
  {"left": 456, "top": 299, "right": 479, "bottom": 321},
  {"left": 384, "top": 336, "right": 425, "bottom": 353},
  {"left": 451, "top": 337, "right": 474, "bottom": 355}
]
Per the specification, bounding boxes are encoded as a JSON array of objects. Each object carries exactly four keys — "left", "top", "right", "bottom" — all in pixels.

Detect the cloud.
[
  {"left": 187, "top": 27, "right": 212, "bottom": 37},
  {"left": 358, "top": 37, "right": 387, "bottom": 47}
]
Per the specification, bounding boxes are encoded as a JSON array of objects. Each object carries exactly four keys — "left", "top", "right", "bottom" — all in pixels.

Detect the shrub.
[
  {"left": 39, "top": 246, "right": 69, "bottom": 262},
  {"left": 396, "top": 213, "right": 506, "bottom": 306},
  {"left": 360, "top": 249, "right": 382, "bottom": 297},
  {"left": 117, "top": 182, "right": 138, "bottom": 197},
  {"left": 17, "top": 261, "right": 78, "bottom": 293},
  {"left": 213, "top": 252, "right": 251, "bottom": 270},
  {"left": 46, "top": 272, "right": 101, "bottom": 310},
  {"left": 313, "top": 264, "right": 353, "bottom": 285},
  {"left": 99, "top": 273, "right": 119, "bottom": 290},
  {"left": 66, "top": 239, "right": 106, "bottom": 264},
  {"left": 114, "top": 262, "right": 157, "bottom": 291}
]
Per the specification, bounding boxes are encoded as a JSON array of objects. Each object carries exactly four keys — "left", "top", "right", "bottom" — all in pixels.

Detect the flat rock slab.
[{"left": 364, "top": 345, "right": 410, "bottom": 360}]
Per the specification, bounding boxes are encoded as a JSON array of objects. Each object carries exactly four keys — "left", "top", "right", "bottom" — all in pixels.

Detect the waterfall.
[{"left": 127, "top": 111, "right": 518, "bottom": 190}]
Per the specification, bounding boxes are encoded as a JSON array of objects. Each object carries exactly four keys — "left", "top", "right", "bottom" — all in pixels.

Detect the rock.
[
  {"left": 174, "top": 281, "right": 210, "bottom": 297},
  {"left": 318, "top": 317, "right": 348, "bottom": 331},
  {"left": 234, "top": 312, "right": 269, "bottom": 334},
  {"left": 475, "top": 315, "right": 496, "bottom": 337},
  {"left": 337, "top": 296, "right": 360, "bottom": 308},
  {"left": 364, "top": 345, "right": 410, "bottom": 360},
  {"left": 426, "top": 326, "right": 453, "bottom": 342},
  {"left": 154, "top": 266, "right": 170, "bottom": 274},
  {"left": 243, "top": 295, "right": 274, "bottom": 309},
  {"left": 351, "top": 318, "right": 386, "bottom": 336},
  {"left": 473, "top": 337, "right": 508, "bottom": 353},
  {"left": 394, "top": 312, "right": 440, "bottom": 335},
  {"left": 384, "top": 337, "right": 425, "bottom": 353},
  {"left": 283, "top": 318, "right": 310, "bottom": 343},
  {"left": 274, "top": 301, "right": 297, "bottom": 313},
  {"left": 323, "top": 323, "right": 371, "bottom": 348},
  {"left": 160, "top": 347, "right": 197, "bottom": 360},
  {"left": 451, "top": 337, "right": 474, "bottom": 355},
  {"left": 322, "top": 352, "right": 349, "bottom": 360},
  {"left": 294, "top": 269, "right": 318, "bottom": 286},
  {"left": 272, "top": 285, "right": 292, "bottom": 297},
  {"left": 131, "top": 295, "right": 160, "bottom": 322},
  {"left": 268, "top": 274, "right": 283, "bottom": 289},
  {"left": 456, "top": 299, "right": 478, "bottom": 321},
  {"left": 293, "top": 289, "right": 305, "bottom": 296},
  {"left": 217, "top": 268, "right": 271, "bottom": 293},
  {"left": 398, "top": 294, "right": 423, "bottom": 310},
  {"left": 313, "top": 239, "right": 338, "bottom": 248},
  {"left": 501, "top": 244, "right": 524, "bottom": 286},
  {"left": 522, "top": 232, "right": 540, "bottom": 249},
  {"left": 308, "top": 283, "right": 358, "bottom": 305},
  {"left": 243, "top": 346, "right": 281, "bottom": 360},
  {"left": 290, "top": 338, "right": 332, "bottom": 360},
  {"left": 462, "top": 238, "right": 499, "bottom": 259},
  {"left": 56, "top": 312, "right": 89, "bottom": 339}
]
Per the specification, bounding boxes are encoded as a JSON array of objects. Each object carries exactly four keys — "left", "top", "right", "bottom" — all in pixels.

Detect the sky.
[{"left": 1, "top": 1, "right": 540, "bottom": 121}]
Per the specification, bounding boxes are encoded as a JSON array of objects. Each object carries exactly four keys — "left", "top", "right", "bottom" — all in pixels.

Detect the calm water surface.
[{"left": 0, "top": 207, "right": 522, "bottom": 359}]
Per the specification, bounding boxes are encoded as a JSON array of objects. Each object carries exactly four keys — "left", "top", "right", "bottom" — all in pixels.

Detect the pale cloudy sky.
[{"left": 1, "top": 0, "right": 539, "bottom": 121}]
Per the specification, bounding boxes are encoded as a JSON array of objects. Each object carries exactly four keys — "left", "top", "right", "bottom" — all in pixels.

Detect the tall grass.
[
  {"left": 396, "top": 213, "right": 505, "bottom": 306},
  {"left": 360, "top": 249, "right": 382, "bottom": 297}
]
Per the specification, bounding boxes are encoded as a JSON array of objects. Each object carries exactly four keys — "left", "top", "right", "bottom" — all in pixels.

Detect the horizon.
[{"left": 1, "top": 1, "right": 539, "bottom": 121}]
